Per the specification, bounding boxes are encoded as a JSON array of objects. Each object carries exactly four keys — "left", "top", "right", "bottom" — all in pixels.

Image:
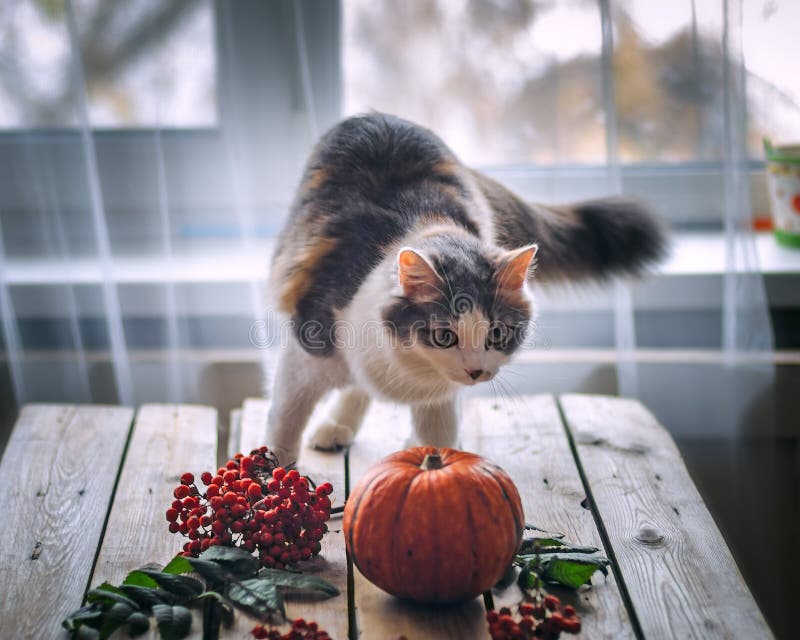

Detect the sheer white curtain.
[{"left": 0, "top": 0, "right": 335, "bottom": 417}]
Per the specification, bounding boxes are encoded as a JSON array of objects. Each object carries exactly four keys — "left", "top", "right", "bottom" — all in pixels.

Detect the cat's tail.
[{"left": 470, "top": 170, "right": 669, "bottom": 282}]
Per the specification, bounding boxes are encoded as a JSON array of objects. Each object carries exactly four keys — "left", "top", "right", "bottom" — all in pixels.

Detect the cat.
[{"left": 264, "top": 113, "right": 666, "bottom": 466}]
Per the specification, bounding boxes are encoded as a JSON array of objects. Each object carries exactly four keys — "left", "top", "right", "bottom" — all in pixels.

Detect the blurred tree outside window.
[
  {"left": 0, "top": 0, "right": 216, "bottom": 128},
  {"left": 343, "top": 0, "right": 800, "bottom": 166}
]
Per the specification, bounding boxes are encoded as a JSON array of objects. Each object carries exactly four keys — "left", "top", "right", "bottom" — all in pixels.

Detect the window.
[
  {"left": 0, "top": 0, "right": 216, "bottom": 129},
  {"left": 343, "top": 0, "right": 800, "bottom": 225}
]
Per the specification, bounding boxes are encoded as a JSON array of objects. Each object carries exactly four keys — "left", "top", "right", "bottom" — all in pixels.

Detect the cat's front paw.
[{"left": 309, "top": 420, "right": 355, "bottom": 452}]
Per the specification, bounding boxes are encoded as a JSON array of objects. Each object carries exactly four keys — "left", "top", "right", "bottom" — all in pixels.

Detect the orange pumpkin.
[{"left": 343, "top": 446, "right": 524, "bottom": 604}]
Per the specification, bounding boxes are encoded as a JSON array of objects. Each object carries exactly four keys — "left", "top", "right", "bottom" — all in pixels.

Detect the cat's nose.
[{"left": 466, "top": 369, "right": 483, "bottom": 380}]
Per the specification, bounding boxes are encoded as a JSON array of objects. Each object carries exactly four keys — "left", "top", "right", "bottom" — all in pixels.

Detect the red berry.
[
  {"left": 166, "top": 508, "right": 179, "bottom": 522},
  {"left": 562, "top": 619, "right": 582, "bottom": 634},
  {"left": 226, "top": 460, "right": 238, "bottom": 470},
  {"left": 168, "top": 522, "right": 180, "bottom": 533},
  {"left": 173, "top": 485, "right": 190, "bottom": 499},
  {"left": 251, "top": 624, "right": 269, "bottom": 639},
  {"left": 544, "top": 595, "right": 560, "bottom": 611},
  {"left": 563, "top": 604, "right": 576, "bottom": 618},
  {"left": 206, "top": 484, "right": 220, "bottom": 498},
  {"left": 272, "top": 467, "right": 286, "bottom": 481},
  {"left": 180, "top": 472, "right": 194, "bottom": 485},
  {"left": 247, "top": 483, "right": 262, "bottom": 499},
  {"left": 200, "top": 471, "right": 214, "bottom": 485}
]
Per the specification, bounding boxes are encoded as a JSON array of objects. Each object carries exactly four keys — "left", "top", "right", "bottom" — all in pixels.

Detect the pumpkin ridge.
[
  {"left": 464, "top": 487, "right": 482, "bottom": 596},
  {"left": 346, "top": 466, "right": 395, "bottom": 571},
  {"left": 483, "top": 464, "right": 524, "bottom": 541},
  {"left": 388, "top": 469, "right": 420, "bottom": 599}
]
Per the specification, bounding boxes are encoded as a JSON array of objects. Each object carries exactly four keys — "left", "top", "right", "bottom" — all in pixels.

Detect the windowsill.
[{"left": 4, "top": 232, "right": 800, "bottom": 286}]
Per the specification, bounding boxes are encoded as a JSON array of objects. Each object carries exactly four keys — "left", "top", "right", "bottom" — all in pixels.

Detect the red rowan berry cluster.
[
  {"left": 165, "top": 446, "right": 333, "bottom": 569},
  {"left": 250, "top": 618, "right": 331, "bottom": 639},
  {"left": 487, "top": 595, "right": 581, "bottom": 640}
]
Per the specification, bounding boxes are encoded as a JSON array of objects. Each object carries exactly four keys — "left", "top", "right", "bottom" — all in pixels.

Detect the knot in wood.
[{"left": 635, "top": 525, "right": 664, "bottom": 545}]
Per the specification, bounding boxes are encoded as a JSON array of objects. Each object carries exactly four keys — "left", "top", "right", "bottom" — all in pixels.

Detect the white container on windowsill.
[{"left": 765, "top": 139, "right": 800, "bottom": 249}]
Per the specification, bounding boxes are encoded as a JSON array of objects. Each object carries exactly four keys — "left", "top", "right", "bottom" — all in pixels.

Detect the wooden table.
[{"left": 0, "top": 395, "right": 772, "bottom": 639}]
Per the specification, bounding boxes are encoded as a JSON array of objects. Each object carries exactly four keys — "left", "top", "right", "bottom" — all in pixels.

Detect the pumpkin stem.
[{"left": 420, "top": 452, "right": 444, "bottom": 470}]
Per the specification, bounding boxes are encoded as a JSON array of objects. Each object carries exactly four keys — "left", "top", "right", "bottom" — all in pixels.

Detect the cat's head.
[{"left": 382, "top": 232, "right": 536, "bottom": 386}]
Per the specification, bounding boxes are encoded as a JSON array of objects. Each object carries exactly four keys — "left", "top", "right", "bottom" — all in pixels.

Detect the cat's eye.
[
  {"left": 486, "top": 323, "right": 508, "bottom": 349},
  {"left": 431, "top": 327, "right": 458, "bottom": 348}
]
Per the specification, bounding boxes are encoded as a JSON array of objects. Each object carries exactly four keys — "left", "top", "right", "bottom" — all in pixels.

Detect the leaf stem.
[
  {"left": 482, "top": 590, "right": 495, "bottom": 612},
  {"left": 202, "top": 580, "right": 223, "bottom": 640}
]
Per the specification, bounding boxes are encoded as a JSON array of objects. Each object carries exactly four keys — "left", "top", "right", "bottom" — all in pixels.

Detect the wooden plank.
[
  {"left": 225, "top": 399, "right": 349, "bottom": 640},
  {"left": 227, "top": 407, "right": 243, "bottom": 459},
  {"left": 89, "top": 404, "right": 218, "bottom": 639},
  {"left": 462, "top": 395, "right": 634, "bottom": 638},
  {"left": 0, "top": 404, "right": 133, "bottom": 640},
  {"left": 559, "top": 393, "right": 773, "bottom": 639}
]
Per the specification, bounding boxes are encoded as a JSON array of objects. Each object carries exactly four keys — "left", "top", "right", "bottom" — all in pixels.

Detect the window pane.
[
  {"left": 743, "top": 0, "right": 800, "bottom": 153},
  {"left": 0, "top": 0, "right": 216, "bottom": 128},
  {"left": 344, "top": 0, "right": 800, "bottom": 165},
  {"left": 343, "top": 0, "right": 606, "bottom": 166}
]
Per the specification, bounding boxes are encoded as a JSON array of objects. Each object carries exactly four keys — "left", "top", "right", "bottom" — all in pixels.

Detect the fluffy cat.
[{"left": 265, "top": 113, "right": 666, "bottom": 465}]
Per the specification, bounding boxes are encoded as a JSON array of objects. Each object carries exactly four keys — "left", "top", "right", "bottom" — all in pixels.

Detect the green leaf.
[
  {"left": 75, "top": 627, "right": 101, "bottom": 640},
  {"left": 199, "top": 545, "right": 259, "bottom": 578},
  {"left": 257, "top": 568, "right": 339, "bottom": 597},
  {"left": 537, "top": 554, "right": 610, "bottom": 589},
  {"left": 62, "top": 605, "right": 103, "bottom": 632},
  {"left": 518, "top": 537, "right": 599, "bottom": 555},
  {"left": 187, "top": 557, "right": 230, "bottom": 583},
  {"left": 125, "top": 612, "right": 151, "bottom": 637},
  {"left": 192, "top": 591, "right": 236, "bottom": 628},
  {"left": 227, "top": 577, "right": 285, "bottom": 620},
  {"left": 524, "top": 523, "right": 564, "bottom": 538},
  {"left": 86, "top": 587, "right": 140, "bottom": 611},
  {"left": 96, "top": 602, "right": 136, "bottom": 640},
  {"left": 117, "top": 585, "right": 175, "bottom": 609},
  {"left": 153, "top": 604, "right": 193, "bottom": 640},
  {"left": 123, "top": 570, "right": 160, "bottom": 589},
  {"left": 162, "top": 555, "right": 195, "bottom": 575},
  {"left": 136, "top": 570, "right": 205, "bottom": 599},
  {"left": 517, "top": 567, "right": 541, "bottom": 591}
]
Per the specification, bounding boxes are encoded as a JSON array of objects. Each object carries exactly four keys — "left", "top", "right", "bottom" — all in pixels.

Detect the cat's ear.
[
  {"left": 397, "top": 247, "right": 443, "bottom": 300},
  {"left": 496, "top": 244, "right": 538, "bottom": 290}
]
